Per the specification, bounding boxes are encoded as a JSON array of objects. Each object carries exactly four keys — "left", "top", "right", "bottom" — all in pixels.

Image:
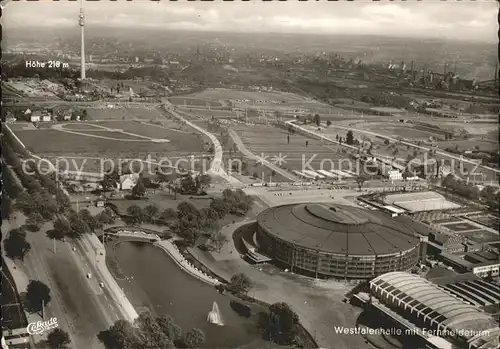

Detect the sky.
[{"left": 2, "top": 0, "right": 498, "bottom": 43}]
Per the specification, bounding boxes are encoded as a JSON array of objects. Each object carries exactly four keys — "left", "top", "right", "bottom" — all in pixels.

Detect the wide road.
[{"left": 25, "top": 226, "right": 123, "bottom": 349}]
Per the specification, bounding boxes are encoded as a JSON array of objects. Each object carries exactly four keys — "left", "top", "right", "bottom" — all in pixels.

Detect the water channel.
[{"left": 108, "top": 241, "right": 266, "bottom": 348}]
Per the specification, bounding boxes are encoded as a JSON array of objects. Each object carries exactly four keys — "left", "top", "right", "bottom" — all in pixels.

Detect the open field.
[
  {"left": 301, "top": 123, "right": 418, "bottom": 163},
  {"left": 437, "top": 139, "right": 498, "bottom": 153},
  {"left": 85, "top": 106, "right": 131, "bottom": 120},
  {"left": 177, "top": 107, "right": 237, "bottom": 120},
  {"left": 6, "top": 122, "right": 34, "bottom": 131},
  {"left": 61, "top": 123, "right": 106, "bottom": 130},
  {"left": 462, "top": 230, "right": 499, "bottom": 243},
  {"left": 84, "top": 105, "right": 163, "bottom": 121},
  {"left": 179, "top": 88, "right": 340, "bottom": 114},
  {"left": 13, "top": 120, "right": 209, "bottom": 172},
  {"left": 62, "top": 130, "right": 151, "bottom": 140},
  {"left": 433, "top": 217, "right": 463, "bottom": 224},
  {"left": 232, "top": 124, "right": 353, "bottom": 175},
  {"left": 442, "top": 221, "right": 478, "bottom": 232},
  {"left": 169, "top": 97, "right": 223, "bottom": 108},
  {"left": 96, "top": 79, "right": 158, "bottom": 94},
  {"left": 358, "top": 122, "right": 444, "bottom": 141},
  {"left": 94, "top": 120, "right": 202, "bottom": 139},
  {"left": 16, "top": 129, "right": 174, "bottom": 154},
  {"left": 467, "top": 215, "right": 500, "bottom": 230}
]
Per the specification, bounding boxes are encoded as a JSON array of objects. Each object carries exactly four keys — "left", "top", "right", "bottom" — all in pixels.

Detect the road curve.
[{"left": 162, "top": 102, "right": 242, "bottom": 186}]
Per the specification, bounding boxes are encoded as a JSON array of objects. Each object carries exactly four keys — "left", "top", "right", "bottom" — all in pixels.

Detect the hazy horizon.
[{"left": 3, "top": 1, "right": 498, "bottom": 43}]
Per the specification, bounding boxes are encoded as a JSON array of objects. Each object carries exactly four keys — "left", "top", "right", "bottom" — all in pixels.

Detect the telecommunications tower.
[{"left": 79, "top": 0, "right": 86, "bottom": 80}]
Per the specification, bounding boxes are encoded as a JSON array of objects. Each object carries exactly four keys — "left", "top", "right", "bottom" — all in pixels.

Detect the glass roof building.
[{"left": 370, "top": 272, "right": 500, "bottom": 349}]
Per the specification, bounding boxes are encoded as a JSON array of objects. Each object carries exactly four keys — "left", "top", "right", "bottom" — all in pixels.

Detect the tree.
[
  {"left": 143, "top": 204, "right": 160, "bottom": 223},
  {"left": 228, "top": 273, "right": 253, "bottom": 295},
  {"left": 101, "top": 170, "right": 120, "bottom": 192},
  {"left": 180, "top": 228, "right": 200, "bottom": 246},
  {"left": 98, "top": 320, "right": 139, "bottom": 349},
  {"left": 26, "top": 280, "right": 51, "bottom": 314},
  {"left": 184, "top": 328, "right": 205, "bottom": 349},
  {"left": 180, "top": 175, "right": 198, "bottom": 195},
  {"left": 258, "top": 302, "right": 299, "bottom": 346},
  {"left": 79, "top": 209, "right": 101, "bottom": 231},
  {"left": 127, "top": 205, "right": 144, "bottom": 224},
  {"left": 156, "top": 315, "right": 182, "bottom": 341},
  {"left": 96, "top": 209, "right": 115, "bottom": 225},
  {"left": 210, "top": 197, "right": 229, "bottom": 219},
  {"left": 197, "top": 174, "right": 211, "bottom": 191},
  {"left": 55, "top": 190, "right": 71, "bottom": 213},
  {"left": 50, "top": 217, "right": 71, "bottom": 240},
  {"left": 47, "top": 328, "right": 71, "bottom": 349},
  {"left": 326, "top": 120, "right": 332, "bottom": 126},
  {"left": 384, "top": 139, "right": 390, "bottom": 145},
  {"left": 132, "top": 177, "right": 146, "bottom": 198},
  {"left": 346, "top": 130, "right": 354, "bottom": 145},
  {"left": 160, "top": 208, "right": 177, "bottom": 224},
  {"left": 155, "top": 171, "right": 170, "bottom": 186},
  {"left": 4, "top": 228, "right": 31, "bottom": 261},
  {"left": 15, "top": 191, "right": 37, "bottom": 215},
  {"left": 25, "top": 212, "right": 45, "bottom": 232},
  {"left": 211, "top": 231, "right": 229, "bottom": 252},
  {"left": 66, "top": 211, "right": 90, "bottom": 239},
  {"left": 134, "top": 311, "right": 173, "bottom": 349},
  {"left": 356, "top": 176, "right": 367, "bottom": 191},
  {"left": 2, "top": 195, "right": 13, "bottom": 219},
  {"left": 313, "top": 113, "right": 320, "bottom": 126}
]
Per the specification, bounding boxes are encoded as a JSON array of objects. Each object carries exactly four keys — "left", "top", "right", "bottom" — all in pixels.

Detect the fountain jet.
[{"left": 207, "top": 301, "right": 223, "bottom": 326}]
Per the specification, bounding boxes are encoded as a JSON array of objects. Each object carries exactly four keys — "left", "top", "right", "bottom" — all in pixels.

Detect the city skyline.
[{"left": 3, "top": 1, "right": 498, "bottom": 43}]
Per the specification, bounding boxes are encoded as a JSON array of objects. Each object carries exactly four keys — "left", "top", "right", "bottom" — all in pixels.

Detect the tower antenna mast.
[{"left": 79, "top": 0, "right": 86, "bottom": 80}]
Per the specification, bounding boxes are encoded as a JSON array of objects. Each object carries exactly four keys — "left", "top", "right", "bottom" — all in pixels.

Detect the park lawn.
[
  {"left": 169, "top": 97, "right": 222, "bottom": 107},
  {"left": 14, "top": 122, "right": 207, "bottom": 158}
]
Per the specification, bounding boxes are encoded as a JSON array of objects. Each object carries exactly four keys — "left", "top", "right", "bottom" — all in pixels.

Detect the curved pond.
[{"left": 109, "top": 241, "right": 264, "bottom": 348}]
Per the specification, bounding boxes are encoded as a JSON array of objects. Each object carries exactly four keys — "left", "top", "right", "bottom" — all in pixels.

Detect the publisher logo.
[{"left": 26, "top": 317, "right": 58, "bottom": 335}]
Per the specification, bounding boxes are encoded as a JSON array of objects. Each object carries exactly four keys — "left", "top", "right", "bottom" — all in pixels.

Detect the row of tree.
[
  {"left": 98, "top": 311, "right": 204, "bottom": 349},
  {"left": 3, "top": 139, "right": 71, "bottom": 227},
  {"left": 4, "top": 207, "right": 114, "bottom": 262},
  {"left": 442, "top": 174, "right": 500, "bottom": 209},
  {"left": 124, "top": 188, "right": 253, "bottom": 247}
]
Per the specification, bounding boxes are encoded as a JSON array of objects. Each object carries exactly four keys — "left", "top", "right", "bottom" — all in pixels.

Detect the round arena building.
[{"left": 256, "top": 203, "right": 422, "bottom": 279}]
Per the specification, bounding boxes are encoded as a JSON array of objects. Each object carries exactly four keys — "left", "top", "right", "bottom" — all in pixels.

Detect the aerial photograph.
[{"left": 1, "top": 1, "right": 499, "bottom": 349}]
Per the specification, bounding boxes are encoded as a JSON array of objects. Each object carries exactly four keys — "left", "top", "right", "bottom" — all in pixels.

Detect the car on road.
[
  {"left": 99, "top": 282, "right": 104, "bottom": 288},
  {"left": 86, "top": 273, "right": 92, "bottom": 279}
]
